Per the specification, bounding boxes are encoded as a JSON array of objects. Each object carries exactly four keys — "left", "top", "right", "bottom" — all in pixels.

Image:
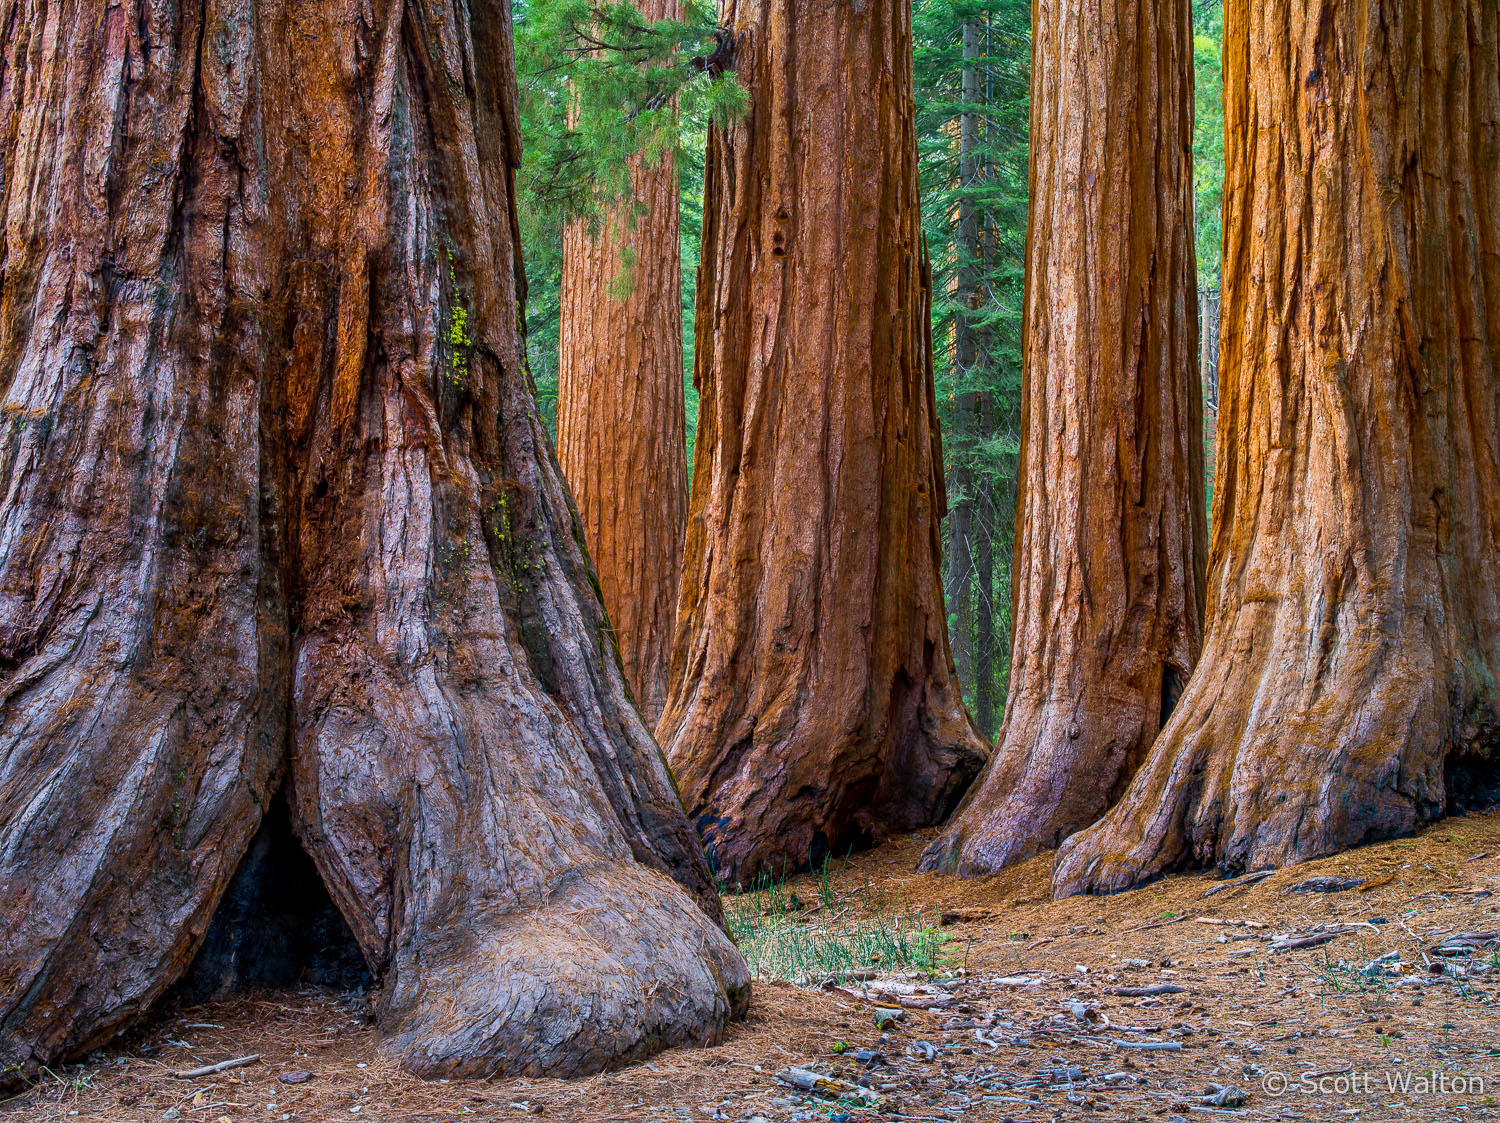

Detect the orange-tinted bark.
[
  {"left": 659, "top": 0, "right": 989, "bottom": 887},
  {"left": 0, "top": 0, "right": 746, "bottom": 1081},
  {"left": 922, "top": 0, "right": 1207, "bottom": 877},
  {"left": 557, "top": 0, "right": 687, "bottom": 726},
  {"left": 1054, "top": 0, "right": 1500, "bottom": 896}
]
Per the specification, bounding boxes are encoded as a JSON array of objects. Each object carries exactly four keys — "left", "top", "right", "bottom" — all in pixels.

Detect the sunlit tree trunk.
[
  {"left": 659, "top": 0, "right": 988, "bottom": 887},
  {"left": 923, "top": 0, "right": 1207, "bottom": 876},
  {"left": 1055, "top": 0, "right": 1500, "bottom": 896},
  {"left": 557, "top": 0, "right": 687, "bottom": 727},
  {"left": 0, "top": 0, "right": 746, "bottom": 1081}
]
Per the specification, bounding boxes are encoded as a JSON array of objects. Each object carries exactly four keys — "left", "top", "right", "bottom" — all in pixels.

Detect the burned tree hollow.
[
  {"left": 0, "top": 0, "right": 747, "bottom": 1082},
  {"left": 177, "top": 796, "right": 372, "bottom": 1003}
]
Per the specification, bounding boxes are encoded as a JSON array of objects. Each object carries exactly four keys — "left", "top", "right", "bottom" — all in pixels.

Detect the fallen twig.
[
  {"left": 172, "top": 1055, "right": 260, "bottom": 1079},
  {"left": 1201, "top": 870, "right": 1274, "bottom": 898}
]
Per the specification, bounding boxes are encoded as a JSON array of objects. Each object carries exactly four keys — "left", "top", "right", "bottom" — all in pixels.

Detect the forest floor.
[{"left": 6, "top": 811, "right": 1500, "bottom": 1123}]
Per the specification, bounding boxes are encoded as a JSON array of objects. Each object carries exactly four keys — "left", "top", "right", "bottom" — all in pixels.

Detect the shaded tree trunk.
[
  {"left": 557, "top": 0, "right": 687, "bottom": 728},
  {"left": 0, "top": 0, "right": 746, "bottom": 1081},
  {"left": 944, "top": 21, "right": 984, "bottom": 693},
  {"left": 922, "top": 0, "right": 1206, "bottom": 876},
  {"left": 1054, "top": 0, "right": 1500, "bottom": 897},
  {"left": 972, "top": 395, "right": 997, "bottom": 737},
  {"left": 659, "top": 0, "right": 988, "bottom": 887}
]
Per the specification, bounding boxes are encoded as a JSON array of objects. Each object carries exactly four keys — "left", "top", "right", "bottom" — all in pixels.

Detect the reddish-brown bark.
[
  {"left": 1054, "top": 0, "right": 1500, "bottom": 896},
  {"left": 557, "top": 0, "right": 687, "bottom": 727},
  {"left": 658, "top": 0, "right": 988, "bottom": 887},
  {"left": 0, "top": 0, "right": 746, "bottom": 1081},
  {"left": 921, "top": 0, "right": 1207, "bottom": 877}
]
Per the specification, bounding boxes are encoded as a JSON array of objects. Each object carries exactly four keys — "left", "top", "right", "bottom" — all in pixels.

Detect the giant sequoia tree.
[
  {"left": 921, "top": 0, "right": 1207, "bottom": 876},
  {"left": 658, "top": 0, "right": 989, "bottom": 886},
  {"left": 557, "top": 0, "right": 688, "bottom": 727},
  {"left": 1054, "top": 0, "right": 1500, "bottom": 896},
  {"left": 0, "top": 0, "right": 747, "bottom": 1080}
]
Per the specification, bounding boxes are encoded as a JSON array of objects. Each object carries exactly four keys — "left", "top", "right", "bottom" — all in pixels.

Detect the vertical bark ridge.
[
  {"left": 921, "top": 0, "right": 1207, "bottom": 877},
  {"left": 659, "top": 0, "right": 988, "bottom": 888},
  {"left": 1053, "top": 0, "right": 1500, "bottom": 897}
]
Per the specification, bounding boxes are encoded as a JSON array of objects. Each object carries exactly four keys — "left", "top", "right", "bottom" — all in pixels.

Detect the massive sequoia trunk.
[
  {"left": 657, "top": 0, "right": 988, "bottom": 887},
  {"left": 1053, "top": 0, "right": 1500, "bottom": 897},
  {"left": 921, "top": 0, "right": 1207, "bottom": 876},
  {"left": 0, "top": 0, "right": 747, "bottom": 1081},
  {"left": 557, "top": 0, "right": 687, "bottom": 727}
]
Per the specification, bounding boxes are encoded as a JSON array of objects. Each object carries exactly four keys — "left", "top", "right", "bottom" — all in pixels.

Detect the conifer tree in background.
[
  {"left": 513, "top": 0, "right": 742, "bottom": 439},
  {"left": 914, "top": 0, "right": 1030, "bottom": 741},
  {"left": 556, "top": 0, "right": 689, "bottom": 727},
  {"left": 658, "top": 0, "right": 989, "bottom": 887},
  {"left": 1055, "top": 0, "right": 1500, "bottom": 897}
]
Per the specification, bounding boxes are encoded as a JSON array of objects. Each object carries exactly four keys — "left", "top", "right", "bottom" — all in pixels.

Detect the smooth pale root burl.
[
  {"left": 1052, "top": 0, "right": 1500, "bottom": 897},
  {"left": 919, "top": 0, "right": 1207, "bottom": 878},
  {"left": 658, "top": 0, "right": 989, "bottom": 888},
  {"left": 0, "top": 0, "right": 746, "bottom": 1081}
]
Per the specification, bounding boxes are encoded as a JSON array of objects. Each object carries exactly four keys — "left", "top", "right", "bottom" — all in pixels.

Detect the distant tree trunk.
[
  {"left": 1199, "top": 286, "right": 1220, "bottom": 412},
  {"left": 1054, "top": 0, "right": 1500, "bottom": 897},
  {"left": 973, "top": 391, "right": 997, "bottom": 737},
  {"left": 557, "top": 0, "right": 687, "bottom": 728},
  {"left": 944, "top": 21, "right": 984, "bottom": 692},
  {"left": 659, "top": 0, "right": 988, "bottom": 887},
  {"left": 0, "top": 0, "right": 746, "bottom": 1082},
  {"left": 923, "top": 0, "right": 1206, "bottom": 876}
]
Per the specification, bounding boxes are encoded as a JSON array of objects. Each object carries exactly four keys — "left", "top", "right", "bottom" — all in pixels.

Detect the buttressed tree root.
[
  {"left": 0, "top": 0, "right": 747, "bottom": 1081},
  {"left": 657, "top": 0, "right": 989, "bottom": 888},
  {"left": 920, "top": 0, "right": 1206, "bottom": 878},
  {"left": 1052, "top": 0, "right": 1500, "bottom": 898}
]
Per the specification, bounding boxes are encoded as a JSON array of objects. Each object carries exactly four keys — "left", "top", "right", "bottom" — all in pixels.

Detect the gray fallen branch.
[
  {"left": 775, "top": 1066, "right": 882, "bottom": 1105},
  {"left": 1201, "top": 870, "right": 1274, "bottom": 898},
  {"left": 172, "top": 1055, "right": 260, "bottom": 1079},
  {"left": 1110, "top": 983, "right": 1185, "bottom": 997},
  {"left": 1112, "top": 1039, "right": 1182, "bottom": 1052}
]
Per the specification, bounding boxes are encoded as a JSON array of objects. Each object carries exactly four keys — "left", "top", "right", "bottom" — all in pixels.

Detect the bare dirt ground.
[{"left": 6, "top": 810, "right": 1500, "bottom": 1123}]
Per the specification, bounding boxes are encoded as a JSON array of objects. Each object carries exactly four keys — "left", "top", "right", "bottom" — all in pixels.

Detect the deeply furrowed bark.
[
  {"left": 0, "top": 0, "right": 747, "bottom": 1080},
  {"left": 1053, "top": 0, "right": 1500, "bottom": 897},
  {"left": 658, "top": 0, "right": 989, "bottom": 887},
  {"left": 557, "top": 0, "right": 687, "bottom": 728},
  {"left": 922, "top": 0, "right": 1207, "bottom": 877}
]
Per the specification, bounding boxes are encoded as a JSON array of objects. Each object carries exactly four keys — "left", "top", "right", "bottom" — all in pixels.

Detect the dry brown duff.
[
  {"left": 0, "top": 0, "right": 746, "bottom": 1081},
  {"left": 658, "top": 0, "right": 988, "bottom": 887},
  {"left": 557, "top": 0, "right": 688, "bottom": 728},
  {"left": 1053, "top": 0, "right": 1500, "bottom": 896},
  {"left": 922, "top": 0, "right": 1207, "bottom": 878}
]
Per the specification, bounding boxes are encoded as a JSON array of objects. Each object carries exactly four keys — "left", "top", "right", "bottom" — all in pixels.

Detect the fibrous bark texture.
[
  {"left": 921, "top": 0, "right": 1207, "bottom": 877},
  {"left": 557, "top": 0, "right": 687, "bottom": 727},
  {"left": 1053, "top": 0, "right": 1500, "bottom": 897},
  {"left": 0, "top": 0, "right": 747, "bottom": 1081},
  {"left": 658, "top": 0, "right": 989, "bottom": 887}
]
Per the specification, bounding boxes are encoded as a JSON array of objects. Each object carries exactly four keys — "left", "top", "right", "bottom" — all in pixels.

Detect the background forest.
[{"left": 515, "top": 0, "right": 1226, "bottom": 739}]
